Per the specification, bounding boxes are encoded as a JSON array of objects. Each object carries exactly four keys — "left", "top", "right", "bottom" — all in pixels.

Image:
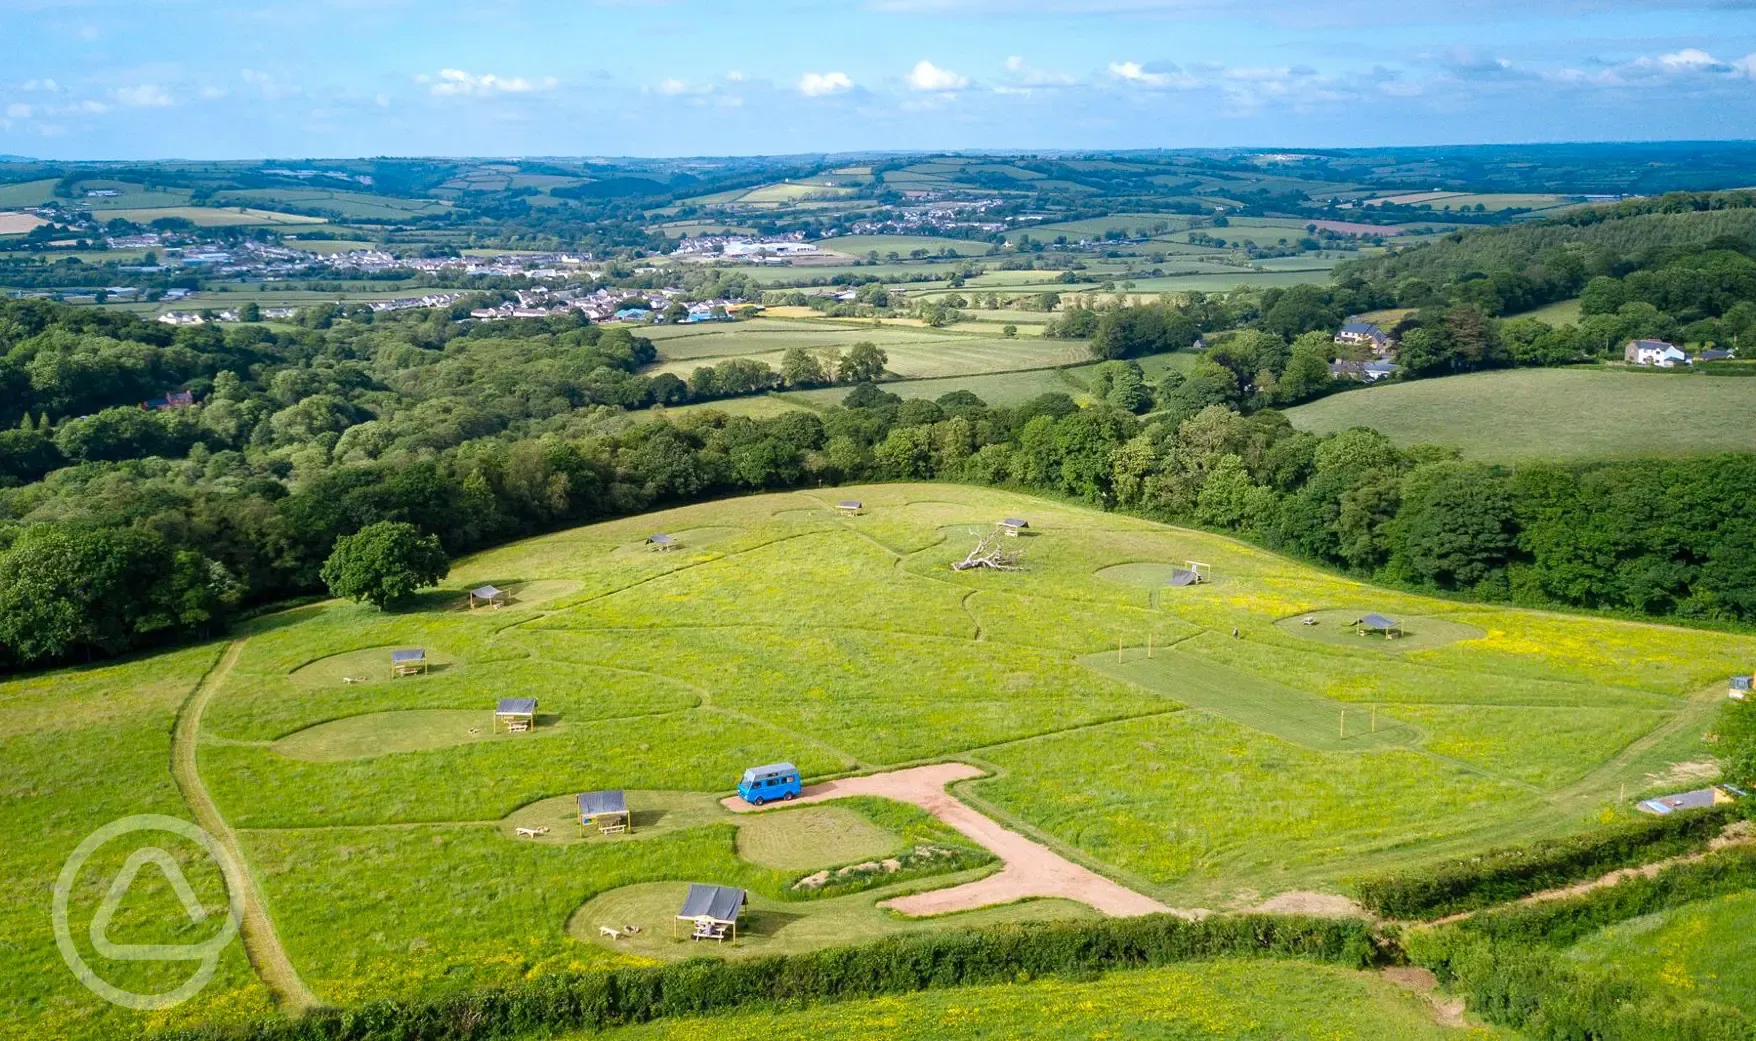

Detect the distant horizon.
[
  {"left": 4, "top": 0, "right": 1754, "bottom": 158},
  {"left": 7, "top": 138, "right": 1756, "bottom": 167}
]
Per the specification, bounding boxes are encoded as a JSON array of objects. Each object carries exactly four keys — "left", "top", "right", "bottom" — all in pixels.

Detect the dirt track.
[{"left": 724, "top": 763, "right": 1170, "bottom": 918}]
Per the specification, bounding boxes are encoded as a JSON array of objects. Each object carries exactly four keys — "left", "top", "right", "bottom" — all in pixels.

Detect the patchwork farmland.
[{"left": 9, "top": 484, "right": 1749, "bottom": 1039}]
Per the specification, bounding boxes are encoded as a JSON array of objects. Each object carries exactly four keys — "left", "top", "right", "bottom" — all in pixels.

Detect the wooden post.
[
  {"left": 1371, "top": 705, "right": 1377, "bottom": 733},
  {"left": 1147, "top": 632, "right": 1153, "bottom": 659},
  {"left": 1339, "top": 709, "right": 1346, "bottom": 739},
  {"left": 1118, "top": 636, "right": 1124, "bottom": 663}
]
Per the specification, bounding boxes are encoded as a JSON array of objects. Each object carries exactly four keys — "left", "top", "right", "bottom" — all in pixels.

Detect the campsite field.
[
  {"left": 577, "top": 959, "right": 1512, "bottom": 1040},
  {"left": 5, "top": 483, "right": 1749, "bottom": 1037},
  {"left": 1284, "top": 367, "right": 1756, "bottom": 461}
]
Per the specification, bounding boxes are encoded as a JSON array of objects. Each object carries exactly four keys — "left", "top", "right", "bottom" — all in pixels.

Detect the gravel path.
[{"left": 724, "top": 763, "right": 1170, "bottom": 918}]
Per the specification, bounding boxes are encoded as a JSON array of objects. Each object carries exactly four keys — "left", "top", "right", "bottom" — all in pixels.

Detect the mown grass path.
[{"left": 172, "top": 640, "right": 321, "bottom": 1014}]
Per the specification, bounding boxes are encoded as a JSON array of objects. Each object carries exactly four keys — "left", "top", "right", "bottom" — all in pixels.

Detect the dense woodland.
[{"left": 1, "top": 288, "right": 1753, "bottom": 668}]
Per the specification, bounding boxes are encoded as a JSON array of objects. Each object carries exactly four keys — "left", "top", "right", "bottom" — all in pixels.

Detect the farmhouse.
[
  {"left": 1636, "top": 785, "right": 1740, "bottom": 816},
  {"left": 577, "top": 789, "right": 631, "bottom": 833},
  {"left": 494, "top": 697, "right": 537, "bottom": 733},
  {"left": 1335, "top": 320, "right": 1395, "bottom": 356},
  {"left": 1624, "top": 339, "right": 1689, "bottom": 367},
  {"left": 675, "top": 884, "right": 746, "bottom": 942}
]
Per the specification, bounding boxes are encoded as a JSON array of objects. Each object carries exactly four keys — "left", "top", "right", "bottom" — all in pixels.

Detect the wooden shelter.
[
  {"left": 577, "top": 789, "right": 632, "bottom": 834},
  {"left": 390, "top": 648, "right": 427, "bottom": 678},
  {"left": 1185, "top": 560, "right": 1211, "bottom": 581},
  {"left": 645, "top": 533, "right": 678, "bottom": 551},
  {"left": 1357, "top": 613, "right": 1403, "bottom": 639},
  {"left": 675, "top": 883, "right": 745, "bottom": 943},
  {"left": 1166, "top": 567, "right": 1200, "bottom": 588},
  {"left": 495, "top": 697, "right": 537, "bottom": 733},
  {"left": 468, "top": 585, "right": 506, "bottom": 610},
  {"left": 1731, "top": 675, "right": 1753, "bottom": 701},
  {"left": 1000, "top": 518, "right": 1029, "bottom": 537},
  {"left": 835, "top": 500, "right": 863, "bottom": 516}
]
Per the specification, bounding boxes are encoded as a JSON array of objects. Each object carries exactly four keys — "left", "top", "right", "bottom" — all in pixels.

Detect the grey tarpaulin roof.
[
  {"left": 390, "top": 648, "right": 425, "bottom": 663},
  {"left": 1361, "top": 613, "right": 1399, "bottom": 629},
  {"left": 496, "top": 697, "right": 537, "bottom": 715},
  {"left": 1002, "top": 518, "right": 1029, "bottom": 528},
  {"left": 577, "top": 790, "right": 627, "bottom": 817},
  {"left": 1167, "top": 568, "right": 1198, "bottom": 587},
  {"left": 646, "top": 533, "right": 675, "bottom": 545},
  {"left": 472, "top": 585, "right": 502, "bottom": 598},
  {"left": 837, "top": 500, "right": 862, "bottom": 508},
  {"left": 678, "top": 883, "right": 745, "bottom": 923},
  {"left": 1638, "top": 789, "right": 1720, "bottom": 815}
]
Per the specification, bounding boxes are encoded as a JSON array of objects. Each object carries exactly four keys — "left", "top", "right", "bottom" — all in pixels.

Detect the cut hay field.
[
  {"left": 100, "top": 206, "right": 326, "bottom": 227},
  {"left": 579, "top": 959, "right": 1512, "bottom": 1041},
  {"left": 645, "top": 323, "right": 1086, "bottom": 381},
  {"left": 4, "top": 484, "right": 1746, "bottom": 1038},
  {"left": 1284, "top": 368, "right": 1756, "bottom": 461},
  {"left": 0, "top": 211, "right": 48, "bottom": 234}
]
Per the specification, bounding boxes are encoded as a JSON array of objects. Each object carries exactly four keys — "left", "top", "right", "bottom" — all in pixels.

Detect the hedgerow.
[
  {"left": 157, "top": 914, "right": 1375, "bottom": 1041},
  {"left": 1351, "top": 804, "right": 1744, "bottom": 919}
]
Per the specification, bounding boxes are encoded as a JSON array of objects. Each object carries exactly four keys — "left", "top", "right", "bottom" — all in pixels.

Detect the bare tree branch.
[{"left": 951, "top": 529, "right": 1026, "bottom": 572}]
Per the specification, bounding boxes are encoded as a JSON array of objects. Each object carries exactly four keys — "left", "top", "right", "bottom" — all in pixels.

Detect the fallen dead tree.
[{"left": 952, "top": 529, "right": 1025, "bottom": 571}]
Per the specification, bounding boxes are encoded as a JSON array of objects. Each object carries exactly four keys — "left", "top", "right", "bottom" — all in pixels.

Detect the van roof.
[{"left": 742, "top": 761, "right": 796, "bottom": 779}]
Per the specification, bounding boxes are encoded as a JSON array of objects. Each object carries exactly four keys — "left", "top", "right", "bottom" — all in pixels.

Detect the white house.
[{"left": 1624, "top": 339, "right": 1689, "bottom": 367}]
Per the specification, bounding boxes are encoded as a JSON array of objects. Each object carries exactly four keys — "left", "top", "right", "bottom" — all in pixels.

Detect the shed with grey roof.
[
  {"left": 495, "top": 697, "right": 537, "bottom": 733},
  {"left": 577, "top": 789, "right": 631, "bottom": 833},
  {"left": 390, "top": 648, "right": 427, "bottom": 677},
  {"left": 1357, "top": 614, "right": 1402, "bottom": 639},
  {"left": 1000, "top": 518, "right": 1029, "bottom": 536},
  {"left": 835, "top": 500, "right": 863, "bottom": 515},
  {"left": 675, "top": 883, "right": 746, "bottom": 943}
]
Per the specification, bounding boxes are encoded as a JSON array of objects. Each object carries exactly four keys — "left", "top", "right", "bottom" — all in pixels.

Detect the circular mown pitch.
[
  {"left": 1095, "top": 562, "right": 1225, "bottom": 589},
  {"left": 271, "top": 708, "right": 518, "bottom": 761},
  {"left": 1272, "top": 608, "right": 1485, "bottom": 653},
  {"left": 287, "top": 646, "right": 459, "bottom": 688},
  {"left": 734, "top": 805, "right": 901, "bottom": 871}
]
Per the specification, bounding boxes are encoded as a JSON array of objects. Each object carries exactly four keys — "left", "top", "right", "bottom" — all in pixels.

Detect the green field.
[
  {"left": 1514, "top": 297, "right": 1584, "bottom": 325},
  {"left": 580, "top": 960, "right": 1510, "bottom": 1040},
  {"left": 1566, "top": 890, "right": 1756, "bottom": 1014},
  {"left": 5, "top": 483, "right": 1748, "bottom": 1037},
  {"left": 1285, "top": 367, "right": 1756, "bottom": 461}
]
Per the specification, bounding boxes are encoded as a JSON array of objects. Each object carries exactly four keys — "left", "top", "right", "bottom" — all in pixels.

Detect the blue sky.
[{"left": 3, "top": 0, "right": 1755, "bottom": 159}]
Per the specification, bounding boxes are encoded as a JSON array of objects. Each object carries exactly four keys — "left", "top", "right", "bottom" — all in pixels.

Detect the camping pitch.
[
  {"left": 390, "top": 648, "right": 427, "bottom": 677},
  {"left": 577, "top": 789, "right": 631, "bottom": 833},
  {"left": 495, "top": 697, "right": 537, "bottom": 733},
  {"left": 676, "top": 883, "right": 745, "bottom": 943}
]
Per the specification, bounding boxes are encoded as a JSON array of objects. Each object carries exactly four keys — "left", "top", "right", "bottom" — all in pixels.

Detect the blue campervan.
[{"left": 737, "top": 762, "right": 801, "bottom": 805}]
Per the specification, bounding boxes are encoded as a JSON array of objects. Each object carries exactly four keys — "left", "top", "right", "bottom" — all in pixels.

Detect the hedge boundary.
[
  {"left": 1352, "top": 804, "right": 1744, "bottom": 919},
  {"left": 159, "top": 914, "right": 1374, "bottom": 1041}
]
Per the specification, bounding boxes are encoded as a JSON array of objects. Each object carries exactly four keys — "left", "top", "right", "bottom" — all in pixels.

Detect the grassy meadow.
[
  {"left": 1566, "top": 889, "right": 1756, "bottom": 1014},
  {"left": 1285, "top": 367, "right": 1756, "bottom": 461},
  {"left": 5, "top": 483, "right": 1750, "bottom": 1036}
]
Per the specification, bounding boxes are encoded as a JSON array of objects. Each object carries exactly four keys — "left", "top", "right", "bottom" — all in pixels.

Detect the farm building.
[
  {"left": 495, "top": 697, "right": 537, "bottom": 733},
  {"left": 1329, "top": 359, "right": 1400, "bottom": 382},
  {"left": 676, "top": 884, "right": 746, "bottom": 943},
  {"left": 1000, "top": 518, "right": 1029, "bottom": 536},
  {"left": 1624, "top": 339, "right": 1689, "bottom": 367},
  {"left": 1636, "top": 785, "right": 1741, "bottom": 816},
  {"left": 468, "top": 585, "right": 506, "bottom": 610},
  {"left": 646, "top": 533, "right": 678, "bottom": 551},
  {"left": 1334, "top": 321, "right": 1395, "bottom": 355},
  {"left": 1357, "top": 613, "right": 1403, "bottom": 639},
  {"left": 390, "top": 648, "right": 427, "bottom": 677},
  {"left": 577, "top": 789, "right": 631, "bottom": 833},
  {"left": 835, "top": 500, "right": 863, "bottom": 516},
  {"left": 1697, "top": 348, "right": 1734, "bottom": 363}
]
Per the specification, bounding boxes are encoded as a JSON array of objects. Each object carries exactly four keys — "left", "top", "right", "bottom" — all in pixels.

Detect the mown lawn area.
[{"left": 1285, "top": 367, "right": 1756, "bottom": 461}]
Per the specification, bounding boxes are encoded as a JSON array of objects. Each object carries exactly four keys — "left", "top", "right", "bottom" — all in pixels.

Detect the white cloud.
[
  {"left": 426, "top": 68, "right": 557, "bottom": 97},
  {"left": 1659, "top": 48, "right": 1723, "bottom": 70},
  {"left": 657, "top": 77, "right": 689, "bottom": 95},
  {"left": 1002, "top": 55, "right": 1075, "bottom": 87},
  {"left": 907, "top": 59, "right": 968, "bottom": 91},
  {"left": 798, "top": 70, "right": 854, "bottom": 96},
  {"left": 725, "top": 70, "right": 746, "bottom": 82},
  {"left": 1108, "top": 60, "right": 1201, "bottom": 88},
  {"left": 115, "top": 84, "right": 172, "bottom": 107},
  {"left": 6, "top": 103, "right": 32, "bottom": 119},
  {"left": 21, "top": 78, "right": 59, "bottom": 92}
]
